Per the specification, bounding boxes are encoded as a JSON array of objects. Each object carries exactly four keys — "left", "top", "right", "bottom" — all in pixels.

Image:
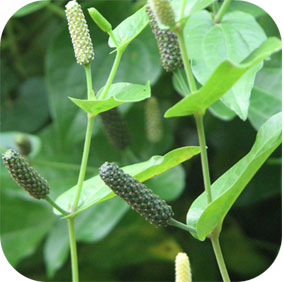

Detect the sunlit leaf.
[
  {"left": 55, "top": 146, "right": 200, "bottom": 216},
  {"left": 186, "top": 113, "right": 282, "bottom": 240},
  {"left": 165, "top": 38, "right": 282, "bottom": 118}
]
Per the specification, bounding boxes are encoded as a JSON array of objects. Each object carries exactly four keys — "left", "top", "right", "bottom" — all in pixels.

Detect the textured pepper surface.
[
  {"left": 100, "top": 108, "right": 130, "bottom": 150},
  {"left": 145, "top": 97, "right": 163, "bottom": 143},
  {"left": 65, "top": 0, "right": 94, "bottom": 65},
  {"left": 175, "top": 252, "right": 192, "bottom": 282},
  {"left": 149, "top": 0, "right": 175, "bottom": 27},
  {"left": 146, "top": 5, "right": 182, "bottom": 72},
  {"left": 2, "top": 149, "right": 50, "bottom": 199},
  {"left": 99, "top": 162, "right": 174, "bottom": 227}
]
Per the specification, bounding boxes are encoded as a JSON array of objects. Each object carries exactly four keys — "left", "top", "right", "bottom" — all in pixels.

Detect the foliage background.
[{"left": 0, "top": 0, "right": 281, "bottom": 281}]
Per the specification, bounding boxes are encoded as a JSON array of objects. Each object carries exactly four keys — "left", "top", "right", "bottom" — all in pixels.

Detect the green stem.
[
  {"left": 215, "top": 0, "right": 231, "bottom": 23},
  {"left": 99, "top": 49, "right": 124, "bottom": 100},
  {"left": 84, "top": 64, "right": 94, "bottom": 100},
  {"left": 176, "top": 30, "right": 197, "bottom": 92},
  {"left": 211, "top": 235, "right": 231, "bottom": 282},
  {"left": 67, "top": 218, "right": 79, "bottom": 282},
  {"left": 72, "top": 116, "right": 95, "bottom": 211},
  {"left": 168, "top": 218, "right": 195, "bottom": 233},
  {"left": 179, "top": 0, "right": 186, "bottom": 20},
  {"left": 211, "top": 1, "right": 219, "bottom": 14},
  {"left": 176, "top": 25, "right": 230, "bottom": 282},
  {"left": 45, "top": 195, "right": 69, "bottom": 216},
  {"left": 194, "top": 114, "right": 212, "bottom": 203}
]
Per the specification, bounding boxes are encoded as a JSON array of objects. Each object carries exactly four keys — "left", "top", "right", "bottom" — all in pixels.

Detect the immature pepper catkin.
[
  {"left": 175, "top": 253, "right": 192, "bottom": 282},
  {"left": 2, "top": 149, "right": 50, "bottom": 199},
  {"left": 65, "top": 0, "right": 94, "bottom": 65},
  {"left": 145, "top": 97, "right": 163, "bottom": 143},
  {"left": 149, "top": 0, "right": 176, "bottom": 27},
  {"left": 99, "top": 162, "right": 174, "bottom": 227},
  {"left": 146, "top": 5, "right": 182, "bottom": 72},
  {"left": 100, "top": 108, "right": 130, "bottom": 150}
]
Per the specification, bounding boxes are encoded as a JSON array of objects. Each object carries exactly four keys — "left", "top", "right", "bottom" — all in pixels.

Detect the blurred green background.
[{"left": 0, "top": 0, "right": 281, "bottom": 281}]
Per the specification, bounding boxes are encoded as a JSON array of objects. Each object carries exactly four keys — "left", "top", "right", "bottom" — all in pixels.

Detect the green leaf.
[
  {"left": 69, "top": 82, "right": 150, "bottom": 116},
  {"left": 109, "top": 6, "right": 149, "bottom": 48},
  {"left": 44, "top": 221, "right": 69, "bottom": 278},
  {"left": 75, "top": 197, "right": 129, "bottom": 242},
  {"left": 172, "top": 68, "right": 190, "bottom": 97},
  {"left": 171, "top": 0, "right": 215, "bottom": 19},
  {"left": 46, "top": 26, "right": 161, "bottom": 147},
  {"left": 1, "top": 77, "right": 50, "bottom": 132},
  {"left": 55, "top": 146, "right": 200, "bottom": 216},
  {"left": 44, "top": 197, "right": 129, "bottom": 277},
  {"left": 146, "top": 165, "right": 185, "bottom": 201},
  {"left": 0, "top": 131, "right": 41, "bottom": 157},
  {"left": 165, "top": 37, "right": 282, "bottom": 118},
  {"left": 185, "top": 11, "right": 267, "bottom": 120},
  {"left": 186, "top": 112, "right": 282, "bottom": 240},
  {"left": 0, "top": 170, "right": 54, "bottom": 266},
  {"left": 209, "top": 100, "right": 236, "bottom": 121},
  {"left": 248, "top": 55, "right": 282, "bottom": 130},
  {"left": 13, "top": 0, "right": 49, "bottom": 17},
  {"left": 227, "top": 0, "right": 266, "bottom": 18}
]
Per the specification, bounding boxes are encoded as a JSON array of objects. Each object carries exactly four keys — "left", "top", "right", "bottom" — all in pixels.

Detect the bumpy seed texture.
[
  {"left": 145, "top": 97, "right": 163, "bottom": 143},
  {"left": 2, "top": 149, "right": 50, "bottom": 199},
  {"left": 149, "top": 0, "right": 175, "bottom": 27},
  {"left": 146, "top": 5, "right": 182, "bottom": 72},
  {"left": 175, "top": 253, "right": 192, "bottom": 282},
  {"left": 100, "top": 108, "right": 130, "bottom": 150},
  {"left": 65, "top": 0, "right": 94, "bottom": 65},
  {"left": 99, "top": 162, "right": 174, "bottom": 227}
]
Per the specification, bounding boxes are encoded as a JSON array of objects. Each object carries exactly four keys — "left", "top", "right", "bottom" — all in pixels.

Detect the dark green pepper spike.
[
  {"left": 99, "top": 162, "right": 174, "bottom": 227},
  {"left": 146, "top": 5, "right": 182, "bottom": 72},
  {"left": 2, "top": 149, "right": 50, "bottom": 199},
  {"left": 100, "top": 108, "right": 130, "bottom": 150}
]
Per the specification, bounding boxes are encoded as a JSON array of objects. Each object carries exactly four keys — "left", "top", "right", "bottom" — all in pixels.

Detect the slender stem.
[
  {"left": 108, "top": 30, "right": 119, "bottom": 47},
  {"left": 168, "top": 218, "right": 196, "bottom": 233},
  {"left": 194, "top": 114, "right": 213, "bottom": 203},
  {"left": 84, "top": 64, "right": 94, "bottom": 100},
  {"left": 215, "top": 0, "right": 231, "bottom": 23},
  {"left": 99, "top": 50, "right": 124, "bottom": 100},
  {"left": 176, "top": 20, "right": 230, "bottom": 281},
  {"left": 211, "top": 235, "right": 231, "bottom": 282},
  {"left": 176, "top": 30, "right": 197, "bottom": 93},
  {"left": 72, "top": 116, "right": 95, "bottom": 211},
  {"left": 179, "top": 0, "right": 186, "bottom": 20},
  {"left": 68, "top": 218, "right": 79, "bottom": 282},
  {"left": 45, "top": 195, "right": 69, "bottom": 216}
]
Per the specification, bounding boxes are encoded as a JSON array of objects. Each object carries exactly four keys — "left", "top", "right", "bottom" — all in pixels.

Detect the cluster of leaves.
[{"left": 0, "top": 1, "right": 282, "bottom": 281}]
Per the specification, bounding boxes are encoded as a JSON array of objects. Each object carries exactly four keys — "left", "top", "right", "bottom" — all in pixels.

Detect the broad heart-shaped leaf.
[
  {"left": 186, "top": 112, "right": 282, "bottom": 241},
  {"left": 248, "top": 53, "right": 282, "bottom": 130},
  {"left": 55, "top": 146, "right": 200, "bottom": 216},
  {"left": 108, "top": 6, "right": 149, "bottom": 48},
  {"left": 165, "top": 37, "right": 282, "bottom": 118},
  {"left": 69, "top": 82, "right": 150, "bottom": 116},
  {"left": 185, "top": 10, "right": 267, "bottom": 120}
]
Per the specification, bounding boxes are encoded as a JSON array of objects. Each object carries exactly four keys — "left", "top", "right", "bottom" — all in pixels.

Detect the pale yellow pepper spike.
[
  {"left": 65, "top": 0, "right": 94, "bottom": 65},
  {"left": 175, "top": 252, "right": 192, "bottom": 282}
]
